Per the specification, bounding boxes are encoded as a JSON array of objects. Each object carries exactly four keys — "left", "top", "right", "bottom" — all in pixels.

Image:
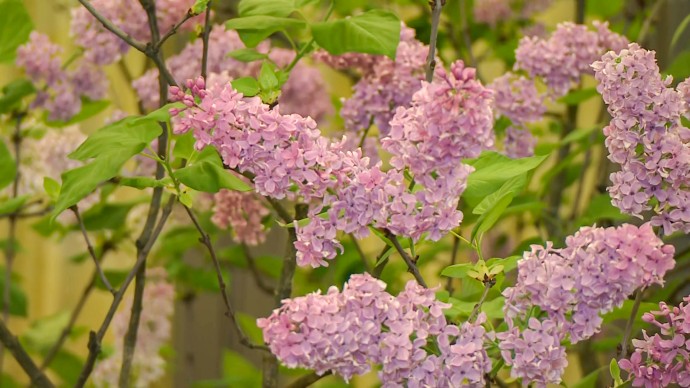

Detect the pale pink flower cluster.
[
  {"left": 474, "top": 0, "right": 554, "bottom": 26},
  {"left": 258, "top": 273, "right": 491, "bottom": 386},
  {"left": 211, "top": 190, "right": 270, "bottom": 246},
  {"left": 499, "top": 223, "right": 674, "bottom": 386},
  {"left": 16, "top": 32, "right": 107, "bottom": 121},
  {"left": 70, "top": 0, "right": 202, "bottom": 65},
  {"left": 592, "top": 43, "right": 690, "bottom": 235},
  {"left": 92, "top": 268, "right": 175, "bottom": 388}
]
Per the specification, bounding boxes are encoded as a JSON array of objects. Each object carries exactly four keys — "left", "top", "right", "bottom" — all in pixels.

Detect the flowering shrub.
[{"left": 0, "top": 0, "right": 689, "bottom": 387}]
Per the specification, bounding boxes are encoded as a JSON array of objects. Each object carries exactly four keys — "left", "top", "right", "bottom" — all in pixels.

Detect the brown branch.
[
  {"left": 156, "top": 11, "right": 196, "bottom": 50},
  {"left": 183, "top": 206, "right": 269, "bottom": 352},
  {"left": 0, "top": 319, "right": 54, "bottom": 387},
  {"left": 286, "top": 371, "right": 333, "bottom": 388},
  {"left": 469, "top": 276, "right": 495, "bottom": 322},
  {"left": 619, "top": 289, "right": 643, "bottom": 359},
  {"left": 241, "top": 245, "right": 275, "bottom": 295},
  {"left": 76, "top": 0, "right": 147, "bottom": 53},
  {"left": 72, "top": 206, "right": 115, "bottom": 295},
  {"left": 425, "top": 0, "right": 445, "bottom": 82},
  {"left": 384, "top": 230, "right": 427, "bottom": 288},
  {"left": 201, "top": 1, "right": 213, "bottom": 80}
]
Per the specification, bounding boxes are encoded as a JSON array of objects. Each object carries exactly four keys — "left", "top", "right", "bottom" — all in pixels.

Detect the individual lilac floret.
[
  {"left": 592, "top": 43, "right": 690, "bottom": 235},
  {"left": 619, "top": 295, "right": 690, "bottom": 387},
  {"left": 516, "top": 21, "right": 628, "bottom": 96},
  {"left": 497, "top": 318, "right": 568, "bottom": 388},
  {"left": 503, "top": 223, "right": 674, "bottom": 344},
  {"left": 257, "top": 273, "right": 491, "bottom": 386},
  {"left": 211, "top": 190, "right": 270, "bottom": 246}
]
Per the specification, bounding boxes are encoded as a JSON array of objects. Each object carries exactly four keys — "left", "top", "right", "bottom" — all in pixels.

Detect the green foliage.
[
  {"left": 557, "top": 87, "right": 599, "bottom": 105},
  {"left": 670, "top": 13, "right": 690, "bottom": 52},
  {"left": 311, "top": 10, "right": 401, "bottom": 59},
  {"left": 174, "top": 147, "right": 252, "bottom": 193},
  {"left": 0, "top": 139, "right": 15, "bottom": 190},
  {"left": 665, "top": 51, "right": 690, "bottom": 81},
  {"left": 0, "top": 268, "right": 27, "bottom": 316},
  {"left": 237, "top": 0, "right": 318, "bottom": 17},
  {"left": 610, "top": 358, "right": 623, "bottom": 387},
  {"left": 79, "top": 201, "right": 140, "bottom": 231},
  {"left": 226, "top": 16, "right": 306, "bottom": 47},
  {"left": 0, "top": 0, "right": 33, "bottom": 63},
  {"left": 45, "top": 99, "right": 109, "bottom": 127},
  {"left": 572, "top": 366, "right": 604, "bottom": 388},
  {"left": 0, "top": 195, "right": 28, "bottom": 216},
  {"left": 227, "top": 48, "right": 269, "bottom": 62},
  {"left": 193, "top": 350, "right": 262, "bottom": 387},
  {"left": 586, "top": 0, "right": 624, "bottom": 17},
  {"left": 231, "top": 77, "right": 260, "bottom": 97},
  {"left": 0, "top": 79, "right": 35, "bottom": 114},
  {"left": 190, "top": 0, "right": 210, "bottom": 15}
]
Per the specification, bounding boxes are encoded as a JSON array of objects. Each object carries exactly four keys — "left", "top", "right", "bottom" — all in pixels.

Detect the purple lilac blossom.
[
  {"left": 499, "top": 223, "right": 674, "bottom": 386},
  {"left": 516, "top": 21, "right": 628, "bottom": 96},
  {"left": 211, "top": 189, "right": 270, "bottom": 246},
  {"left": 592, "top": 43, "right": 690, "bottom": 235},
  {"left": 619, "top": 295, "right": 690, "bottom": 387},
  {"left": 257, "top": 273, "right": 491, "bottom": 386},
  {"left": 503, "top": 126, "right": 536, "bottom": 158},
  {"left": 474, "top": 0, "right": 554, "bottom": 26},
  {"left": 16, "top": 32, "right": 107, "bottom": 121}
]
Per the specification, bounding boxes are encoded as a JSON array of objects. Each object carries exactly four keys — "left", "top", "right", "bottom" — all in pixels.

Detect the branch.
[
  {"left": 77, "top": 0, "right": 147, "bottom": 53},
  {"left": 384, "top": 230, "right": 427, "bottom": 288},
  {"left": 469, "top": 276, "right": 495, "bottom": 322},
  {"left": 200, "top": 1, "right": 213, "bottom": 80},
  {"left": 371, "top": 245, "right": 391, "bottom": 279},
  {"left": 183, "top": 206, "right": 269, "bottom": 351},
  {"left": 156, "top": 10, "right": 196, "bottom": 50},
  {"left": 618, "top": 289, "right": 643, "bottom": 359},
  {"left": 118, "top": 263, "right": 146, "bottom": 387},
  {"left": 264, "top": 196, "right": 293, "bottom": 225},
  {"left": 74, "top": 196, "right": 176, "bottom": 388},
  {"left": 425, "top": 0, "right": 445, "bottom": 82},
  {"left": 446, "top": 234, "right": 460, "bottom": 294},
  {"left": 241, "top": 245, "right": 275, "bottom": 295},
  {"left": 72, "top": 206, "right": 115, "bottom": 295},
  {"left": 0, "top": 319, "right": 54, "bottom": 387},
  {"left": 286, "top": 371, "right": 333, "bottom": 388},
  {"left": 41, "top": 242, "right": 113, "bottom": 370}
]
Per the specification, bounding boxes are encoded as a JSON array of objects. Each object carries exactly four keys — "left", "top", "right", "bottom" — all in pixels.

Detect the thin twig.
[
  {"left": 1, "top": 113, "right": 24, "bottom": 374},
  {"left": 265, "top": 197, "right": 293, "bottom": 224},
  {"left": 469, "top": 277, "right": 495, "bottom": 322},
  {"left": 619, "top": 289, "right": 643, "bottom": 359},
  {"left": 0, "top": 319, "right": 54, "bottom": 387},
  {"left": 41, "top": 242, "right": 113, "bottom": 370},
  {"left": 156, "top": 11, "right": 196, "bottom": 50},
  {"left": 183, "top": 206, "right": 269, "bottom": 351},
  {"left": 74, "top": 196, "right": 176, "bottom": 388},
  {"left": 72, "top": 206, "right": 115, "bottom": 295},
  {"left": 425, "top": 0, "right": 445, "bottom": 82},
  {"left": 76, "top": 0, "right": 147, "bottom": 53},
  {"left": 200, "top": 1, "right": 213, "bottom": 80},
  {"left": 446, "top": 234, "right": 460, "bottom": 294},
  {"left": 240, "top": 245, "right": 275, "bottom": 295},
  {"left": 286, "top": 371, "right": 333, "bottom": 388},
  {"left": 385, "top": 231, "right": 427, "bottom": 288},
  {"left": 371, "top": 245, "right": 391, "bottom": 279}
]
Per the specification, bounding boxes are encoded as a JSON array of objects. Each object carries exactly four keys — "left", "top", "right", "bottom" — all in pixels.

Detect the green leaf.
[
  {"left": 238, "top": 0, "right": 318, "bottom": 17},
  {"left": 95, "top": 270, "right": 128, "bottom": 291},
  {"left": 557, "top": 87, "right": 599, "bottom": 105},
  {"left": 0, "top": 269, "right": 27, "bottom": 316},
  {"left": 0, "top": 79, "right": 35, "bottom": 114},
  {"left": 610, "top": 358, "right": 623, "bottom": 387},
  {"left": 222, "top": 350, "right": 261, "bottom": 385},
  {"left": 47, "top": 351, "right": 82, "bottom": 385},
  {"left": 0, "top": 195, "right": 28, "bottom": 216},
  {"left": 473, "top": 175, "right": 526, "bottom": 215},
  {"left": 463, "top": 152, "right": 548, "bottom": 208},
  {"left": 236, "top": 312, "right": 263, "bottom": 345},
  {"left": 226, "top": 16, "right": 306, "bottom": 47},
  {"left": 52, "top": 116, "right": 163, "bottom": 219},
  {"left": 670, "top": 13, "right": 690, "bottom": 52},
  {"left": 45, "top": 99, "right": 109, "bottom": 127},
  {"left": 0, "top": 139, "right": 15, "bottom": 190},
  {"left": 486, "top": 255, "right": 520, "bottom": 274},
  {"left": 561, "top": 126, "right": 598, "bottom": 145},
  {"left": 441, "top": 263, "right": 473, "bottom": 279},
  {"left": 572, "top": 367, "right": 604, "bottom": 388},
  {"left": 118, "top": 176, "right": 170, "bottom": 190},
  {"left": 22, "top": 312, "right": 70, "bottom": 353},
  {"left": 191, "top": 0, "right": 210, "bottom": 14},
  {"left": 665, "top": 51, "right": 690, "bottom": 81},
  {"left": 311, "top": 10, "right": 401, "bottom": 59},
  {"left": 175, "top": 154, "right": 252, "bottom": 193},
  {"left": 43, "top": 177, "right": 60, "bottom": 201},
  {"left": 231, "top": 77, "right": 260, "bottom": 97},
  {"left": 258, "top": 62, "right": 279, "bottom": 92},
  {"left": 472, "top": 192, "right": 514, "bottom": 242},
  {"left": 576, "top": 193, "right": 628, "bottom": 227},
  {"left": 0, "top": 0, "right": 33, "bottom": 63},
  {"left": 586, "top": 0, "right": 623, "bottom": 17},
  {"left": 80, "top": 202, "right": 139, "bottom": 231},
  {"left": 227, "top": 48, "right": 269, "bottom": 62}
]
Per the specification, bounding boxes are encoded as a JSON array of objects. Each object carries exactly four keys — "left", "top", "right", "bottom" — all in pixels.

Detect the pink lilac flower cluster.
[
  {"left": 321, "top": 25, "right": 429, "bottom": 136},
  {"left": 170, "top": 60, "right": 493, "bottom": 267},
  {"left": 488, "top": 73, "right": 545, "bottom": 158},
  {"left": 619, "top": 295, "right": 690, "bottom": 387},
  {"left": 592, "top": 43, "right": 690, "bottom": 235},
  {"left": 257, "top": 273, "right": 491, "bottom": 386},
  {"left": 70, "top": 0, "right": 201, "bottom": 65},
  {"left": 16, "top": 32, "right": 107, "bottom": 121},
  {"left": 516, "top": 21, "right": 628, "bottom": 96},
  {"left": 211, "top": 189, "right": 270, "bottom": 246},
  {"left": 92, "top": 268, "right": 175, "bottom": 388},
  {"left": 474, "top": 0, "right": 554, "bottom": 26},
  {"left": 133, "top": 26, "right": 332, "bottom": 122},
  {"left": 500, "top": 223, "right": 674, "bottom": 386}
]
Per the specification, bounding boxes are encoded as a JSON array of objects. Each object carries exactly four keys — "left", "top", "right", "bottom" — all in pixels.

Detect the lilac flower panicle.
[
  {"left": 211, "top": 190, "right": 270, "bottom": 246},
  {"left": 258, "top": 273, "right": 491, "bottom": 386},
  {"left": 516, "top": 21, "right": 628, "bottom": 96},
  {"left": 592, "top": 43, "right": 690, "bottom": 235},
  {"left": 504, "top": 126, "right": 536, "bottom": 158},
  {"left": 620, "top": 295, "right": 690, "bottom": 387}
]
